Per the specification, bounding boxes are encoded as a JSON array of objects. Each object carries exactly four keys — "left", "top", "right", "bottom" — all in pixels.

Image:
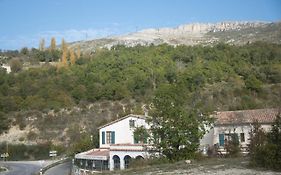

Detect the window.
[
  {"left": 240, "top": 133, "right": 245, "bottom": 142},
  {"left": 124, "top": 155, "right": 131, "bottom": 169},
  {"left": 106, "top": 131, "right": 112, "bottom": 144},
  {"left": 129, "top": 119, "right": 135, "bottom": 128},
  {"left": 106, "top": 131, "right": 115, "bottom": 144}
]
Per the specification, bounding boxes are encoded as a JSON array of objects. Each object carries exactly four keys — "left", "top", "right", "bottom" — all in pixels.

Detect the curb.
[{"left": 38, "top": 158, "right": 71, "bottom": 175}]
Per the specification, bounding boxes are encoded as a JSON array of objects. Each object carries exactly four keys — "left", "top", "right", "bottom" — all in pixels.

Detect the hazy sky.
[{"left": 0, "top": 0, "right": 280, "bottom": 50}]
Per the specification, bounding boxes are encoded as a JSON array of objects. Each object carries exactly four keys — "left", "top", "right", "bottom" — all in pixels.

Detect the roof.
[
  {"left": 75, "top": 148, "right": 109, "bottom": 160},
  {"left": 86, "top": 149, "right": 109, "bottom": 157},
  {"left": 214, "top": 108, "right": 280, "bottom": 125},
  {"left": 98, "top": 114, "right": 147, "bottom": 129}
]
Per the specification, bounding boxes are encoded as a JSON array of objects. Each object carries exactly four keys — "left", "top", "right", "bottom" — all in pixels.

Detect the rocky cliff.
[{"left": 70, "top": 21, "right": 281, "bottom": 53}]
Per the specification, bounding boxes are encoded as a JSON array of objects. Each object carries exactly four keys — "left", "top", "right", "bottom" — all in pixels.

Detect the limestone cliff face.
[{"left": 70, "top": 21, "right": 280, "bottom": 53}]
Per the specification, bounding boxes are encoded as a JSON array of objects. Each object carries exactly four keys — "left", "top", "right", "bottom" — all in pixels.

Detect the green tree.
[
  {"left": 0, "top": 112, "right": 10, "bottom": 134},
  {"left": 134, "top": 126, "right": 149, "bottom": 144},
  {"left": 266, "top": 112, "right": 281, "bottom": 170},
  {"left": 245, "top": 75, "right": 262, "bottom": 92},
  {"left": 20, "top": 47, "right": 29, "bottom": 55},
  {"left": 249, "top": 121, "right": 266, "bottom": 166},
  {"left": 149, "top": 84, "right": 209, "bottom": 161}
]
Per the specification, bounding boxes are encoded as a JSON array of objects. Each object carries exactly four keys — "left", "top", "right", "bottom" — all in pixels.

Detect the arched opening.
[
  {"left": 136, "top": 155, "right": 144, "bottom": 160},
  {"left": 113, "top": 155, "right": 120, "bottom": 170},
  {"left": 124, "top": 155, "right": 131, "bottom": 169}
]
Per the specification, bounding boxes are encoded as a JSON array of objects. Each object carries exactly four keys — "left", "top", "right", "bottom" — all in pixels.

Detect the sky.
[{"left": 0, "top": 0, "right": 280, "bottom": 50}]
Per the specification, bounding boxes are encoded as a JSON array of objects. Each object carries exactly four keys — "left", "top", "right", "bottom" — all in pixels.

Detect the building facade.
[
  {"left": 74, "top": 114, "right": 150, "bottom": 173},
  {"left": 200, "top": 108, "right": 279, "bottom": 154},
  {"left": 74, "top": 108, "right": 279, "bottom": 173}
]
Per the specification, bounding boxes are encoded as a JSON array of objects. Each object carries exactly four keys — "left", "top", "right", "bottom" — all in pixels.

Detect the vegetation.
[
  {"left": 149, "top": 83, "right": 210, "bottom": 161},
  {"left": 249, "top": 113, "right": 281, "bottom": 171},
  {"left": 0, "top": 112, "right": 10, "bottom": 134},
  {"left": 0, "top": 142, "right": 52, "bottom": 160},
  {"left": 134, "top": 126, "right": 149, "bottom": 144},
  {"left": 0, "top": 42, "right": 280, "bottom": 157},
  {"left": 225, "top": 133, "right": 240, "bottom": 157}
]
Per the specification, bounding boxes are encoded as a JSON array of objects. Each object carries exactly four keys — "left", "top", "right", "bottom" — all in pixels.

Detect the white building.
[
  {"left": 74, "top": 108, "right": 279, "bottom": 172},
  {"left": 200, "top": 108, "right": 279, "bottom": 154},
  {"left": 74, "top": 114, "right": 151, "bottom": 172}
]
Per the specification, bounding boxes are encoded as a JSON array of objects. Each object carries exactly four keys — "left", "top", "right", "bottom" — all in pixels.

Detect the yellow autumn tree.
[
  {"left": 76, "top": 45, "right": 81, "bottom": 59},
  {"left": 61, "top": 43, "right": 68, "bottom": 67},
  {"left": 61, "top": 38, "right": 66, "bottom": 51},
  {"left": 39, "top": 38, "right": 45, "bottom": 51},
  {"left": 50, "top": 37, "right": 56, "bottom": 51},
  {"left": 69, "top": 48, "right": 76, "bottom": 65}
]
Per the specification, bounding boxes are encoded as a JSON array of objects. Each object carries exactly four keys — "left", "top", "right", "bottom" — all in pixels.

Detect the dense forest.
[{"left": 0, "top": 42, "right": 281, "bottom": 135}]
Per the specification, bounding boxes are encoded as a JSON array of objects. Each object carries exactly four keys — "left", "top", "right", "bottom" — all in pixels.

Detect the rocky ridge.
[{"left": 70, "top": 21, "right": 281, "bottom": 53}]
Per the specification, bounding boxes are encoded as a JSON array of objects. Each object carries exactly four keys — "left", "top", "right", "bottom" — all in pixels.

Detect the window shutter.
[
  {"left": 102, "top": 131, "right": 105, "bottom": 144},
  {"left": 219, "top": 134, "right": 224, "bottom": 146},
  {"left": 111, "top": 131, "right": 115, "bottom": 144}
]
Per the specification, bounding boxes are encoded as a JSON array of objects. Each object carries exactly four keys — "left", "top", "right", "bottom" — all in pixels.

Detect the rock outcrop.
[{"left": 69, "top": 21, "right": 281, "bottom": 53}]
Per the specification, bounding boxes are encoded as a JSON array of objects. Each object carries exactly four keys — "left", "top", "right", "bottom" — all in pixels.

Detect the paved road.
[
  {"left": 0, "top": 161, "right": 44, "bottom": 175},
  {"left": 45, "top": 161, "right": 72, "bottom": 175}
]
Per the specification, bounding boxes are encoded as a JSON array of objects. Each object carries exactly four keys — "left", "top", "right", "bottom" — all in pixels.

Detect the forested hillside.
[{"left": 0, "top": 42, "right": 280, "bottom": 148}]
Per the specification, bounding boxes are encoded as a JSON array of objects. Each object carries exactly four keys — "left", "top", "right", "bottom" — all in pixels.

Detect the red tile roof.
[
  {"left": 85, "top": 149, "right": 109, "bottom": 157},
  {"left": 214, "top": 108, "right": 280, "bottom": 125}
]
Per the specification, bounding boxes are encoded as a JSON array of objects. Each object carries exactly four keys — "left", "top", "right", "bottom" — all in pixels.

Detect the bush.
[
  {"left": 226, "top": 134, "right": 240, "bottom": 157},
  {"left": 0, "top": 112, "right": 10, "bottom": 134},
  {"left": 0, "top": 142, "right": 52, "bottom": 160},
  {"left": 249, "top": 113, "right": 281, "bottom": 171}
]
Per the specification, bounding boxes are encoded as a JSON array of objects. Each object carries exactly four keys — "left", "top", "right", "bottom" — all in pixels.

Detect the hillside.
[
  {"left": 0, "top": 31, "right": 281, "bottom": 158},
  {"left": 70, "top": 21, "right": 281, "bottom": 53}
]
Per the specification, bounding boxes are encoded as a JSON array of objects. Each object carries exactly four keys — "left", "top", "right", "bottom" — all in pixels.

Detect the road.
[
  {"left": 45, "top": 161, "right": 72, "bottom": 175},
  {"left": 0, "top": 161, "right": 45, "bottom": 175}
]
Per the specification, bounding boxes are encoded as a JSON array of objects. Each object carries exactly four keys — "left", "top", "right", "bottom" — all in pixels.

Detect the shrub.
[
  {"left": 225, "top": 133, "right": 240, "bottom": 157},
  {"left": 249, "top": 113, "right": 281, "bottom": 171}
]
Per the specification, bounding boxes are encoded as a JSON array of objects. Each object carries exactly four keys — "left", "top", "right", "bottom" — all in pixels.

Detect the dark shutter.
[
  {"left": 102, "top": 131, "right": 105, "bottom": 144},
  {"left": 219, "top": 134, "right": 224, "bottom": 146},
  {"left": 111, "top": 131, "right": 115, "bottom": 144}
]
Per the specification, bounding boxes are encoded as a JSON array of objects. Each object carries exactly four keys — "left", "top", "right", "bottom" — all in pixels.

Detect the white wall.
[
  {"left": 201, "top": 123, "right": 273, "bottom": 148},
  {"left": 200, "top": 127, "right": 214, "bottom": 150},
  {"left": 99, "top": 115, "right": 149, "bottom": 148},
  {"left": 109, "top": 149, "right": 149, "bottom": 170}
]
